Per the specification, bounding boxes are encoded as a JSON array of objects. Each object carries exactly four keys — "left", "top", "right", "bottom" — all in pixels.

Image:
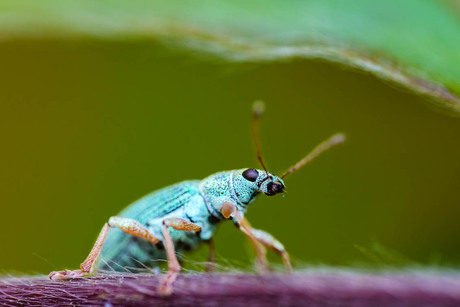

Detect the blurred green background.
[{"left": 1, "top": 39, "right": 460, "bottom": 275}]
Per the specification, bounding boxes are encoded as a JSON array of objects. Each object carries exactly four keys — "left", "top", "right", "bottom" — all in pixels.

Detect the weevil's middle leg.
[
  {"left": 49, "top": 217, "right": 161, "bottom": 281},
  {"left": 158, "top": 217, "right": 201, "bottom": 296}
]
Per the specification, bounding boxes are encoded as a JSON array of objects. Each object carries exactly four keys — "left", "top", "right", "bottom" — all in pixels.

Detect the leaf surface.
[{"left": 1, "top": 0, "right": 460, "bottom": 112}]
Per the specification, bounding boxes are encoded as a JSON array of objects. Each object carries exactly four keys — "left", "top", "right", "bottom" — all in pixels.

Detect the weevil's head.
[
  {"left": 233, "top": 168, "right": 285, "bottom": 204},
  {"left": 243, "top": 168, "right": 285, "bottom": 196}
]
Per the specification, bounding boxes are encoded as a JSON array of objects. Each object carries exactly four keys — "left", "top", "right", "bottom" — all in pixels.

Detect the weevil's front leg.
[
  {"left": 159, "top": 217, "right": 201, "bottom": 296},
  {"left": 49, "top": 217, "right": 160, "bottom": 281},
  {"left": 221, "top": 202, "right": 269, "bottom": 274},
  {"left": 221, "top": 202, "right": 292, "bottom": 273},
  {"left": 242, "top": 228, "right": 292, "bottom": 273}
]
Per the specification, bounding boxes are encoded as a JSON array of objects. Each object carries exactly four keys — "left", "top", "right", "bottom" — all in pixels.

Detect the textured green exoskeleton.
[
  {"left": 99, "top": 169, "right": 285, "bottom": 270},
  {"left": 49, "top": 101, "right": 345, "bottom": 295}
]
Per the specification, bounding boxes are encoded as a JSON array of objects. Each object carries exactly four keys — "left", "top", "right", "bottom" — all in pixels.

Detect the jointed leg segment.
[
  {"left": 159, "top": 217, "right": 201, "bottom": 296},
  {"left": 221, "top": 202, "right": 292, "bottom": 273},
  {"left": 50, "top": 216, "right": 201, "bottom": 296},
  {"left": 80, "top": 223, "right": 110, "bottom": 273},
  {"left": 50, "top": 216, "right": 161, "bottom": 280},
  {"left": 247, "top": 228, "right": 292, "bottom": 273},
  {"left": 222, "top": 202, "right": 268, "bottom": 272},
  {"left": 205, "top": 238, "right": 217, "bottom": 272}
]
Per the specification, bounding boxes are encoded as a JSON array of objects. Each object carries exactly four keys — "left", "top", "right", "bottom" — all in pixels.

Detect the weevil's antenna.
[
  {"left": 251, "top": 101, "right": 269, "bottom": 176},
  {"left": 281, "top": 133, "right": 346, "bottom": 179}
]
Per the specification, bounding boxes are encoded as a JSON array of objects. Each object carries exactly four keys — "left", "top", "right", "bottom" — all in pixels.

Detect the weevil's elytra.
[{"left": 49, "top": 101, "right": 346, "bottom": 296}]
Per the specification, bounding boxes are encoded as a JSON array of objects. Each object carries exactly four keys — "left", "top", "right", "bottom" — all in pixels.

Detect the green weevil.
[{"left": 49, "top": 101, "right": 345, "bottom": 295}]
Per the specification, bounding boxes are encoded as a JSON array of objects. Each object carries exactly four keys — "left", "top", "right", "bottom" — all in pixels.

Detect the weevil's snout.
[
  {"left": 265, "top": 181, "right": 284, "bottom": 196},
  {"left": 258, "top": 174, "right": 285, "bottom": 196}
]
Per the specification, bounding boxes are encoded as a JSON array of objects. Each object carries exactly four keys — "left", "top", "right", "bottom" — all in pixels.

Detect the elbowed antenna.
[
  {"left": 251, "top": 101, "right": 269, "bottom": 176},
  {"left": 281, "top": 133, "right": 346, "bottom": 179}
]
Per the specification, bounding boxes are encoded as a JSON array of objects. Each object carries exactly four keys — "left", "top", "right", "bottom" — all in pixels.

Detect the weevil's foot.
[
  {"left": 158, "top": 284, "right": 173, "bottom": 297},
  {"left": 282, "top": 254, "right": 293, "bottom": 274},
  {"left": 49, "top": 269, "right": 87, "bottom": 281},
  {"left": 205, "top": 261, "right": 217, "bottom": 273},
  {"left": 255, "top": 259, "right": 271, "bottom": 275},
  {"left": 158, "top": 271, "right": 178, "bottom": 296}
]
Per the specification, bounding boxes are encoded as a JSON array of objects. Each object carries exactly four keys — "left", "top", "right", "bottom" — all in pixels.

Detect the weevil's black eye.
[
  {"left": 265, "top": 182, "right": 284, "bottom": 196},
  {"left": 242, "top": 169, "right": 259, "bottom": 182}
]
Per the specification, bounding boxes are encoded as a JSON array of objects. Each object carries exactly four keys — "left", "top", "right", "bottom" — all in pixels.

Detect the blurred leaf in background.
[
  {"left": 0, "top": 1, "right": 459, "bottom": 274},
  {"left": 1, "top": 0, "right": 460, "bottom": 111}
]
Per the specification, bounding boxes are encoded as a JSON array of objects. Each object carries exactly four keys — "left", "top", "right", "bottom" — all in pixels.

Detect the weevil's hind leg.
[
  {"left": 49, "top": 217, "right": 161, "bottom": 281},
  {"left": 49, "top": 223, "right": 110, "bottom": 280},
  {"left": 245, "top": 228, "right": 292, "bottom": 273},
  {"left": 159, "top": 217, "right": 201, "bottom": 296},
  {"left": 221, "top": 202, "right": 269, "bottom": 274},
  {"left": 204, "top": 238, "right": 217, "bottom": 273}
]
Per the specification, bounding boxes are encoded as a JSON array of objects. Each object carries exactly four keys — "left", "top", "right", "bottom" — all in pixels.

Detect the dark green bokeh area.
[{"left": 1, "top": 40, "right": 459, "bottom": 274}]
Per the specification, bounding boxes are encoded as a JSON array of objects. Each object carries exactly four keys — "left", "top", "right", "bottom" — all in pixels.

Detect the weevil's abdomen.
[{"left": 97, "top": 180, "right": 219, "bottom": 271}]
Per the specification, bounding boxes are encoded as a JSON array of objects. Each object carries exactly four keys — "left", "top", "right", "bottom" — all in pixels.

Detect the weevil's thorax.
[{"left": 199, "top": 169, "right": 285, "bottom": 219}]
